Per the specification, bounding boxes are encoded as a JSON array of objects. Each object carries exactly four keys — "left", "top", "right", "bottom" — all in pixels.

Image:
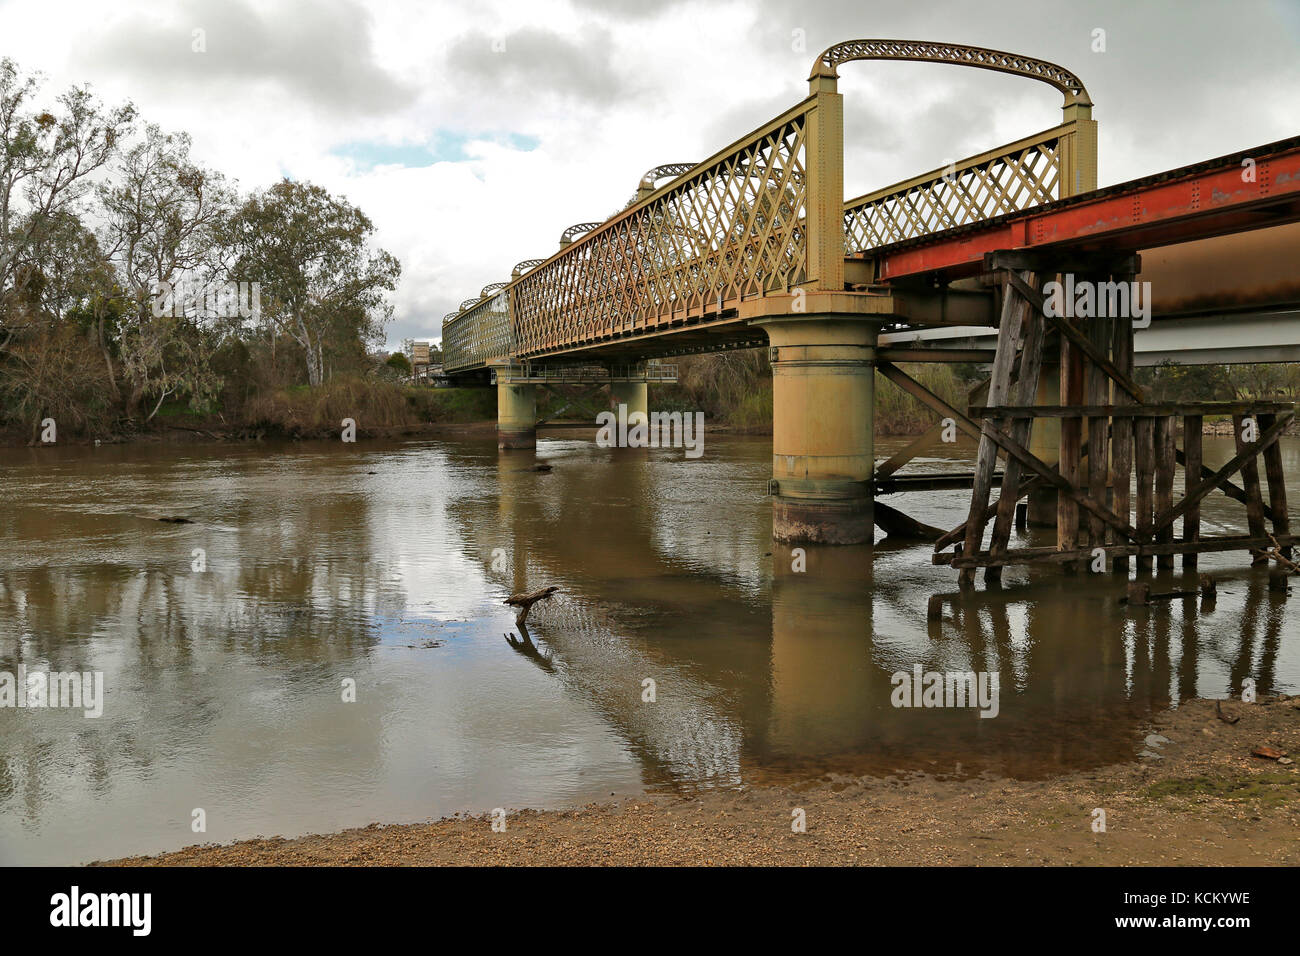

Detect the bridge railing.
[
  {"left": 509, "top": 94, "right": 834, "bottom": 359},
  {"left": 442, "top": 41, "right": 1098, "bottom": 372},
  {"left": 442, "top": 291, "right": 512, "bottom": 373},
  {"left": 843, "top": 120, "right": 1092, "bottom": 255}
]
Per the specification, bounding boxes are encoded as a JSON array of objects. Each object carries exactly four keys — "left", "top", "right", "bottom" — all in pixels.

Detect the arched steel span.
[
  {"left": 480, "top": 281, "right": 508, "bottom": 298},
  {"left": 813, "top": 39, "right": 1091, "bottom": 105},
  {"left": 442, "top": 311, "right": 461, "bottom": 322},
  {"left": 559, "top": 221, "right": 604, "bottom": 245},
  {"left": 458, "top": 297, "right": 481, "bottom": 311},
  {"left": 512, "top": 258, "right": 546, "bottom": 274},
  {"left": 639, "top": 163, "right": 696, "bottom": 190}
]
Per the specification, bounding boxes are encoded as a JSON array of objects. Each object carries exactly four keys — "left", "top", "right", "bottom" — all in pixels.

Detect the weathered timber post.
[
  {"left": 1058, "top": 324, "right": 1085, "bottom": 571},
  {"left": 1154, "top": 417, "right": 1177, "bottom": 569},
  {"left": 1258, "top": 412, "right": 1292, "bottom": 561},
  {"left": 1111, "top": 265, "right": 1137, "bottom": 573},
  {"left": 1183, "top": 415, "right": 1203, "bottom": 569},
  {"left": 986, "top": 270, "right": 1048, "bottom": 585},
  {"left": 1234, "top": 413, "right": 1271, "bottom": 566},
  {"left": 1134, "top": 416, "right": 1156, "bottom": 573},
  {"left": 1085, "top": 283, "right": 1112, "bottom": 559}
]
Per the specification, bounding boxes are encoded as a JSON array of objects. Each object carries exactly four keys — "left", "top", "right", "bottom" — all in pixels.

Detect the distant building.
[{"left": 408, "top": 341, "right": 434, "bottom": 384}]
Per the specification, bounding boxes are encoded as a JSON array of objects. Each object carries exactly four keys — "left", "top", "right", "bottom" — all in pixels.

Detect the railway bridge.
[{"left": 440, "top": 39, "right": 1300, "bottom": 583}]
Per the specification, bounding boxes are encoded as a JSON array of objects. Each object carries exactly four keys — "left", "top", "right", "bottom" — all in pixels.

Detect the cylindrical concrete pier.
[
  {"left": 497, "top": 379, "right": 537, "bottom": 449},
  {"left": 609, "top": 380, "right": 648, "bottom": 418},
  {"left": 757, "top": 315, "right": 879, "bottom": 545}
]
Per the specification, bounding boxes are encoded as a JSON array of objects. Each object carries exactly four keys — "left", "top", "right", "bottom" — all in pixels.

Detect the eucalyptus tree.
[
  {"left": 225, "top": 179, "right": 400, "bottom": 387},
  {"left": 99, "top": 124, "right": 235, "bottom": 420},
  {"left": 0, "top": 57, "right": 135, "bottom": 348}
]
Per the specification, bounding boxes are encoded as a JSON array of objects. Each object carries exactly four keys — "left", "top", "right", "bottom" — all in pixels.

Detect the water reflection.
[
  {"left": 0, "top": 434, "right": 1295, "bottom": 863},
  {"left": 459, "top": 434, "right": 1300, "bottom": 785}
]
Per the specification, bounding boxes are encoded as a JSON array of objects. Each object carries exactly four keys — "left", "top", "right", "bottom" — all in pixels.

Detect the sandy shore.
[{"left": 99, "top": 695, "right": 1300, "bottom": 867}]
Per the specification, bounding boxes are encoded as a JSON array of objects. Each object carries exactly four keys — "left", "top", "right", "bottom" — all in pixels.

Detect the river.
[{"left": 1, "top": 432, "right": 1297, "bottom": 864}]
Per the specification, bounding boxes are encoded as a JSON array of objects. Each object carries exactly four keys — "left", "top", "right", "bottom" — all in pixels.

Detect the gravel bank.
[{"left": 100, "top": 696, "right": 1300, "bottom": 866}]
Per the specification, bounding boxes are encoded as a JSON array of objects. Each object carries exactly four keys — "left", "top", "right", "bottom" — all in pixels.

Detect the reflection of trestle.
[{"left": 880, "top": 249, "right": 1296, "bottom": 588}]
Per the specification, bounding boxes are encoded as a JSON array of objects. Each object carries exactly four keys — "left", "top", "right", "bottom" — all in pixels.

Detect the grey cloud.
[
  {"left": 85, "top": 0, "right": 415, "bottom": 115},
  {"left": 445, "top": 26, "right": 628, "bottom": 106},
  {"left": 568, "top": 0, "right": 691, "bottom": 20},
  {"left": 744, "top": 0, "right": 1300, "bottom": 181}
]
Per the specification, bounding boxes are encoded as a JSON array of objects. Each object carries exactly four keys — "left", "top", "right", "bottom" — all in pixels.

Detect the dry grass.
[{"left": 243, "top": 378, "right": 417, "bottom": 437}]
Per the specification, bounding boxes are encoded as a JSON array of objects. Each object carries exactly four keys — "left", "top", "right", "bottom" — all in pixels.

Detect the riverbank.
[
  {"left": 1, "top": 418, "right": 500, "bottom": 448},
  {"left": 100, "top": 694, "right": 1300, "bottom": 866},
  {"left": 1, "top": 419, "right": 786, "bottom": 447}
]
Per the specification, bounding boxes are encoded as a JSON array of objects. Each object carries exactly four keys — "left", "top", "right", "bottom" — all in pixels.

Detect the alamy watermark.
[
  {"left": 1043, "top": 274, "right": 1151, "bottom": 329},
  {"left": 596, "top": 404, "right": 704, "bottom": 458},
  {"left": 0, "top": 666, "right": 104, "bottom": 717},
  {"left": 151, "top": 278, "right": 260, "bottom": 320},
  {"left": 50, "top": 886, "right": 150, "bottom": 936},
  {"left": 890, "top": 665, "right": 1000, "bottom": 718}
]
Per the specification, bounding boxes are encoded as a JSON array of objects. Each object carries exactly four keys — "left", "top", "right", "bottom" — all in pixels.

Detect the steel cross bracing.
[{"left": 442, "top": 38, "right": 1099, "bottom": 373}]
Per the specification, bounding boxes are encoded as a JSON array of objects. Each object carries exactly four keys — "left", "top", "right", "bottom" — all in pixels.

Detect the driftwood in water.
[
  {"left": 504, "top": 585, "right": 560, "bottom": 626},
  {"left": 874, "top": 501, "right": 945, "bottom": 542},
  {"left": 1264, "top": 534, "right": 1299, "bottom": 574}
]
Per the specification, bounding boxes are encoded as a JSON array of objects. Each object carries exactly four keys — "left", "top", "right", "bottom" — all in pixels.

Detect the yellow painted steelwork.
[
  {"left": 437, "top": 38, "right": 1097, "bottom": 543},
  {"left": 442, "top": 39, "right": 1095, "bottom": 373}
]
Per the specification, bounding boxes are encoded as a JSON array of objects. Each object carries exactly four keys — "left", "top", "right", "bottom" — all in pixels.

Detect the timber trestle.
[{"left": 926, "top": 250, "right": 1297, "bottom": 588}]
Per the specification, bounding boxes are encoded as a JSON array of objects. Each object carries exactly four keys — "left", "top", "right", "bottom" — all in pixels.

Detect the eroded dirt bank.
[{"left": 100, "top": 696, "right": 1300, "bottom": 866}]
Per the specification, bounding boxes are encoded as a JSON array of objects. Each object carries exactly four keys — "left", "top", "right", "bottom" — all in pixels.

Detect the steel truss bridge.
[
  {"left": 437, "top": 38, "right": 1300, "bottom": 564},
  {"left": 441, "top": 39, "right": 1300, "bottom": 376}
]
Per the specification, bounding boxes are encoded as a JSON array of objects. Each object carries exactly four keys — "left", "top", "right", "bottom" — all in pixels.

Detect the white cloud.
[{"left": 4, "top": 0, "right": 1297, "bottom": 349}]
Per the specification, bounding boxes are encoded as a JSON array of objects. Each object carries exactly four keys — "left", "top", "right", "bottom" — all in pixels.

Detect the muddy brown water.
[{"left": 1, "top": 432, "right": 1297, "bottom": 864}]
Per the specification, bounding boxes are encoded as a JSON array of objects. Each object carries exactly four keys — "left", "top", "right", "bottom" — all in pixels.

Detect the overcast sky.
[{"left": 3, "top": 0, "right": 1297, "bottom": 350}]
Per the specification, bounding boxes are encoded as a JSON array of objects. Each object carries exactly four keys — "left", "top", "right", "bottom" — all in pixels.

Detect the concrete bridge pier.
[
  {"left": 758, "top": 315, "right": 880, "bottom": 545},
  {"left": 495, "top": 365, "right": 537, "bottom": 449},
  {"left": 1026, "top": 365, "right": 1061, "bottom": 526},
  {"left": 609, "top": 380, "right": 648, "bottom": 417}
]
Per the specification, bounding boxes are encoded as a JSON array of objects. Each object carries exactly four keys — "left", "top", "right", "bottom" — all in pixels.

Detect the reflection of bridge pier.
[
  {"left": 766, "top": 543, "right": 876, "bottom": 753},
  {"left": 459, "top": 448, "right": 1294, "bottom": 782}
]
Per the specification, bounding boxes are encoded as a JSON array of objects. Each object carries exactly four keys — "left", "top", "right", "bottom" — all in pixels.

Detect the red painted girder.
[{"left": 873, "top": 139, "right": 1300, "bottom": 281}]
